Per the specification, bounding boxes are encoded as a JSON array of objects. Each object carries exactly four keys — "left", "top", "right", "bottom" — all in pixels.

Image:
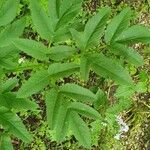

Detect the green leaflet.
[
  {"left": 53, "top": 27, "right": 71, "bottom": 42},
  {"left": 69, "top": 112, "right": 91, "bottom": 149},
  {"left": 70, "top": 7, "right": 110, "bottom": 50},
  {"left": 90, "top": 120, "right": 102, "bottom": 147},
  {"left": 48, "top": 0, "right": 61, "bottom": 28},
  {"left": 48, "top": 0, "right": 82, "bottom": 31},
  {"left": 0, "top": 92, "right": 38, "bottom": 111},
  {"left": 0, "top": 17, "right": 26, "bottom": 47},
  {"left": 0, "top": 107, "right": 33, "bottom": 143},
  {"left": 105, "top": 98, "right": 132, "bottom": 125},
  {"left": 115, "top": 25, "right": 150, "bottom": 44},
  {"left": 0, "top": 0, "right": 18, "bottom": 27},
  {"left": 1, "top": 77, "right": 18, "bottom": 93},
  {"left": 0, "top": 134, "right": 14, "bottom": 150},
  {"left": 45, "top": 88, "right": 61, "bottom": 129},
  {"left": 17, "top": 70, "right": 50, "bottom": 98},
  {"left": 105, "top": 7, "right": 132, "bottom": 44},
  {"left": 94, "top": 89, "right": 108, "bottom": 109},
  {"left": 54, "top": 102, "right": 70, "bottom": 142},
  {"left": 30, "top": 0, "right": 53, "bottom": 41},
  {"left": 13, "top": 38, "right": 49, "bottom": 61},
  {"left": 0, "top": 58, "right": 18, "bottom": 69},
  {"left": 60, "top": 83, "right": 96, "bottom": 102},
  {"left": 0, "top": 107, "right": 8, "bottom": 113},
  {"left": 30, "top": 0, "right": 82, "bottom": 42},
  {"left": 70, "top": 28, "right": 84, "bottom": 50},
  {"left": 68, "top": 102, "right": 100, "bottom": 119},
  {"left": 48, "top": 45, "right": 76, "bottom": 61},
  {"left": 115, "top": 85, "right": 135, "bottom": 98},
  {"left": 90, "top": 53, "right": 133, "bottom": 85},
  {"left": 106, "top": 98, "right": 132, "bottom": 115},
  {"left": 148, "top": 0, "right": 150, "bottom": 6},
  {"left": 55, "top": 0, "right": 82, "bottom": 30},
  {"left": 83, "top": 7, "right": 111, "bottom": 49},
  {"left": 0, "top": 45, "right": 19, "bottom": 59},
  {"left": 110, "top": 43, "right": 144, "bottom": 66},
  {"left": 80, "top": 56, "right": 90, "bottom": 81},
  {"left": 48, "top": 63, "right": 79, "bottom": 79}
]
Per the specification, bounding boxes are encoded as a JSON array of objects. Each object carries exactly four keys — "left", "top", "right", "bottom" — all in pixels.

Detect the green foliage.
[
  {"left": 48, "top": 63, "right": 79, "bottom": 79},
  {"left": 54, "top": 101, "right": 70, "bottom": 142},
  {"left": 0, "top": 17, "right": 26, "bottom": 47},
  {"left": 17, "top": 70, "right": 50, "bottom": 98},
  {"left": 110, "top": 43, "right": 143, "bottom": 66},
  {"left": 1, "top": 78, "right": 18, "bottom": 93},
  {"left": 48, "top": 45, "right": 77, "bottom": 61},
  {"left": 0, "top": 107, "right": 33, "bottom": 143},
  {"left": 71, "top": 7, "right": 111, "bottom": 50},
  {"left": 105, "top": 7, "right": 132, "bottom": 44},
  {"left": 45, "top": 88, "right": 60, "bottom": 129},
  {"left": 0, "top": 2, "right": 37, "bottom": 148},
  {"left": 0, "top": 92, "right": 38, "bottom": 111},
  {"left": 68, "top": 102, "right": 100, "bottom": 119},
  {"left": 0, "top": 0, "right": 19, "bottom": 27},
  {"left": 30, "top": 0, "right": 82, "bottom": 42},
  {"left": 115, "top": 25, "right": 150, "bottom": 43},
  {"left": 83, "top": 7, "right": 111, "bottom": 49},
  {"left": 69, "top": 112, "right": 91, "bottom": 148},
  {"left": 30, "top": 0, "right": 53, "bottom": 41},
  {"left": 89, "top": 53, "right": 133, "bottom": 85},
  {"left": 13, "top": 38, "right": 49, "bottom": 61},
  {"left": 0, "top": 134, "right": 14, "bottom": 150},
  {"left": 80, "top": 56, "right": 90, "bottom": 81},
  {"left": 0, "top": 0, "right": 150, "bottom": 149},
  {"left": 60, "top": 83, "right": 96, "bottom": 102}
]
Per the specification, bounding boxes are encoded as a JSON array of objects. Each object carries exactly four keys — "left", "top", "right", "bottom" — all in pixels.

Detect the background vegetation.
[{"left": 0, "top": 0, "right": 150, "bottom": 150}]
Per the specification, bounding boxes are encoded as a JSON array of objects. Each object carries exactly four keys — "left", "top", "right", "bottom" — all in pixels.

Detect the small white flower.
[
  {"left": 120, "top": 125, "right": 129, "bottom": 132},
  {"left": 114, "top": 115, "right": 129, "bottom": 140},
  {"left": 134, "top": 43, "right": 140, "bottom": 49},
  {"left": 116, "top": 115, "right": 124, "bottom": 125},
  {"left": 18, "top": 57, "right": 25, "bottom": 64},
  {"left": 114, "top": 134, "right": 121, "bottom": 140},
  {"left": 101, "top": 122, "right": 107, "bottom": 127}
]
